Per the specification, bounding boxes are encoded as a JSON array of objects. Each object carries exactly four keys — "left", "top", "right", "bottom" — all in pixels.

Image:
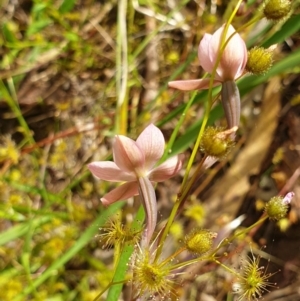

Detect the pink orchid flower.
[
  {"left": 169, "top": 24, "right": 247, "bottom": 90},
  {"left": 168, "top": 24, "right": 247, "bottom": 128},
  {"left": 88, "top": 124, "right": 184, "bottom": 245}
]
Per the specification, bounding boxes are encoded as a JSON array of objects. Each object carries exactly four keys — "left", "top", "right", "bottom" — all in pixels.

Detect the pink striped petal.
[
  {"left": 210, "top": 25, "right": 247, "bottom": 80},
  {"left": 113, "top": 135, "right": 145, "bottom": 173},
  {"left": 101, "top": 182, "right": 139, "bottom": 205},
  {"left": 136, "top": 124, "right": 165, "bottom": 171},
  {"left": 150, "top": 154, "right": 184, "bottom": 182},
  {"left": 198, "top": 33, "right": 215, "bottom": 74},
  {"left": 168, "top": 79, "right": 220, "bottom": 91},
  {"left": 88, "top": 161, "right": 135, "bottom": 182}
]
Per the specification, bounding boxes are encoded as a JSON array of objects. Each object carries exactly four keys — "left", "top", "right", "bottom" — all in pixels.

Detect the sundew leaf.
[{"left": 12, "top": 202, "right": 124, "bottom": 300}]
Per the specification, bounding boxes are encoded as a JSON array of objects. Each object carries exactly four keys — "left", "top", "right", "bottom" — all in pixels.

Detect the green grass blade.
[
  {"left": 13, "top": 202, "right": 124, "bottom": 300},
  {"left": 106, "top": 206, "right": 145, "bottom": 301},
  {"left": 0, "top": 216, "right": 51, "bottom": 246},
  {"left": 262, "top": 15, "right": 300, "bottom": 48}
]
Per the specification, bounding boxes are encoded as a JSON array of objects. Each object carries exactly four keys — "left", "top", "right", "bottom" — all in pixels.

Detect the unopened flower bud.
[
  {"left": 282, "top": 191, "right": 294, "bottom": 205},
  {"left": 265, "top": 195, "right": 290, "bottom": 220},
  {"left": 246, "top": 47, "right": 273, "bottom": 75},
  {"left": 263, "top": 0, "right": 292, "bottom": 21},
  {"left": 221, "top": 81, "right": 241, "bottom": 129},
  {"left": 184, "top": 228, "right": 217, "bottom": 256},
  {"left": 200, "top": 127, "right": 236, "bottom": 159}
]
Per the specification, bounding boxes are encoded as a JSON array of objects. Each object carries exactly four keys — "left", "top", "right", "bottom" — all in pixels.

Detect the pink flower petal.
[
  {"left": 211, "top": 25, "right": 247, "bottom": 80},
  {"left": 101, "top": 181, "right": 139, "bottom": 205},
  {"left": 88, "top": 161, "right": 135, "bottom": 182},
  {"left": 138, "top": 176, "right": 157, "bottom": 246},
  {"left": 113, "top": 135, "right": 145, "bottom": 173},
  {"left": 150, "top": 154, "right": 184, "bottom": 182},
  {"left": 168, "top": 79, "right": 220, "bottom": 91},
  {"left": 282, "top": 192, "right": 295, "bottom": 205},
  {"left": 198, "top": 33, "right": 215, "bottom": 74},
  {"left": 136, "top": 124, "right": 165, "bottom": 171}
]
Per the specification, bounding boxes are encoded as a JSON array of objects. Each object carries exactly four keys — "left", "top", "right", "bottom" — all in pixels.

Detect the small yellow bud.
[
  {"left": 184, "top": 228, "right": 217, "bottom": 256},
  {"left": 263, "top": 0, "right": 292, "bottom": 21},
  {"left": 246, "top": 47, "right": 273, "bottom": 75},
  {"left": 200, "top": 127, "right": 235, "bottom": 159},
  {"left": 265, "top": 196, "right": 289, "bottom": 220}
]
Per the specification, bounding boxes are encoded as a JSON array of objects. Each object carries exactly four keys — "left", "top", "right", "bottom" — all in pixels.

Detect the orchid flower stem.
[
  {"left": 182, "top": 0, "right": 244, "bottom": 194},
  {"left": 181, "top": 91, "right": 209, "bottom": 188},
  {"left": 237, "top": 14, "right": 262, "bottom": 34},
  {"left": 180, "top": 155, "right": 208, "bottom": 202},
  {"left": 155, "top": 155, "right": 207, "bottom": 262},
  {"left": 160, "top": 90, "right": 196, "bottom": 164}
]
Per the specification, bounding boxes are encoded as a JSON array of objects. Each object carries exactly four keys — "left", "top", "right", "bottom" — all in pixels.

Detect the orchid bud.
[
  {"left": 263, "top": 0, "right": 292, "bottom": 21},
  {"left": 246, "top": 47, "right": 273, "bottom": 75},
  {"left": 265, "top": 195, "right": 291, "bottom": 220},
  {"left": 200, "top": 127, "right": 236, "bottom": 159},
  {"left": 184, "top": 228, "right": 217, "bottom": 256},
  {"left": 221, "top": 81, "right": 241, "bottom": 129}
]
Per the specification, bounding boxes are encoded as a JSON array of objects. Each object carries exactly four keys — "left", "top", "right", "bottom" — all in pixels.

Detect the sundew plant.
[{"left": 1, "top": 0, "right": 300, "bottom": 301}]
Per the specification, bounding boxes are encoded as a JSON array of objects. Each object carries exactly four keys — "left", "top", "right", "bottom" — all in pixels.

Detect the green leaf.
[
  {"left": 106, "top": 206, "right": 145, "bottom": 301},
  {"left": 0, "top": 216, "right": 51, "bottom": 246},
  {"left": 59, "top": 0, "right": 77, "bottom": 13},
  {"left": 26, "top": 19, "right": 53, "bottom": 36},
  {"left": 262, "top": 15, "right": 300, "bottom": 48},
  {"left": 2, "top": 23, "right": 17, "bottom": 43}
]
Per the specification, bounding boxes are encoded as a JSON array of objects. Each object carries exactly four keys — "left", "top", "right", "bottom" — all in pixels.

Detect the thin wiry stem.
[{"left": 115, "top": 0, "right": 128, "bottom": 135}]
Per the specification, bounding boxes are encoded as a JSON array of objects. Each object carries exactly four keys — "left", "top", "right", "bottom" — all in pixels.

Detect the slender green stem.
[
  {"left": 160, "top": 91, "right": 197, "bottom": 163},
  {"left": 169, "top": 255, "right": 211, "bottom": 271},
  {"left": 115, "top": 0, "right": 128, "bottom": 135},
  {"left": 93, "top": 279, "right": 128, "bottom": 301},
  {"left": 159, "top": 247, "right": 186, "bottom": 267},
  {"left": 180, "top": 0, "right": 244, "bottom": 188},
  {"left": 213, "top": 215, "right": 268, "bottom": 255},
  {"left": 155, "top": 155, "right": 207, "bottom": 262},
  {"left": 213, "top": 258, "right": 241, "bottom": 278}
]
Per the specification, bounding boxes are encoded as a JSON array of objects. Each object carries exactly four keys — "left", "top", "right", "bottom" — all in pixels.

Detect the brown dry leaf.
[{"left": 204, "top": 77, "right": 281, "bottom": 227}]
